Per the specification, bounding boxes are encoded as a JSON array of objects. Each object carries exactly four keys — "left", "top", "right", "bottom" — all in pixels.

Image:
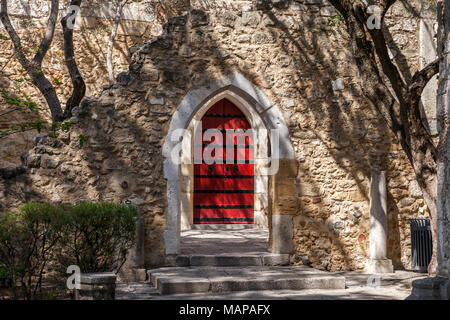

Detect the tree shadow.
[{"left": 2, "top": 0, "right": 426, "bottom": 272}]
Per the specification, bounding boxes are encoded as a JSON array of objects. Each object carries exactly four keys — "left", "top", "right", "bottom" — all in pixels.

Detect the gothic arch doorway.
[{"left": 162, "top": 72, "right": 296, "bottom": 257}]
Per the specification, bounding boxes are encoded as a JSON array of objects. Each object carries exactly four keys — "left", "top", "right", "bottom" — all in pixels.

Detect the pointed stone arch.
[{"left": 162, "top": 72, "right": 295, "bottom": 256}]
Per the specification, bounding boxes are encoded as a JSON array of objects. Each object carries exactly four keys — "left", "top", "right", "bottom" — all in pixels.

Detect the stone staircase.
[
  {"left": 130, "top": 228, "right": 346, "bottom": 296},
  {"left": 148, "top": 264, "right": 346, "bottom": 295}
]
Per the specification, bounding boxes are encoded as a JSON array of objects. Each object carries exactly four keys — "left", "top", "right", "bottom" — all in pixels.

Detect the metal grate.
[{"left": 408, "top": 218, "right": 433, "bottom": 272}]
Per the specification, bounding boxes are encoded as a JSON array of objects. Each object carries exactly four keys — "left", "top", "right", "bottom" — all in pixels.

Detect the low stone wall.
[{"left": 74, "top": 273, "right": 117, "bottom": 300}]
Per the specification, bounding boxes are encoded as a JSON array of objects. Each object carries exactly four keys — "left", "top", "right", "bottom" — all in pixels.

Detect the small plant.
[
  {"left": 0, "top": 264, "right": 11, "bottom": 287},
  {"left": 78, "top": 134, "right": 89, "bottom": 147},
  {"left": 53, "top": 77, "right": 63, "bottom": 86},
  {"left": 321, "top": 12, "right": 344, "bottom": 32},
  {"left": 328, "top": 12, "right": 344, "bottom": 28}
]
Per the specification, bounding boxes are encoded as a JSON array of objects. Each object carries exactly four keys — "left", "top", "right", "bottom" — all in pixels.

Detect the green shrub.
[
  {"left": 0, "top": 202, "right": 138, "bottom": 299},
  {"left": 56, "top": 202, "right": 139, "bottom": 274},
  {"left": 0, "top": 203, "right": 67, "bottom": 299},
  {"left": 0, "top": 264, "right": 11, "bottom": 287}
]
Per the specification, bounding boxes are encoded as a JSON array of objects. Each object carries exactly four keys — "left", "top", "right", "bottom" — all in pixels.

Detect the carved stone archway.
[{"left": 162, "top": 72, "right": 296, "bottom": 256}]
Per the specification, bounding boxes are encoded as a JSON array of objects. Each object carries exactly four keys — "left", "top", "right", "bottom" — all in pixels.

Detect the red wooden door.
[{"left": 193, "top": 99, "right": 254, "bottom": 224}]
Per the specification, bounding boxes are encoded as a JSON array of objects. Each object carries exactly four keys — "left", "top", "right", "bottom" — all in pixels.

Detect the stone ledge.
[
  {"left": 407, "top": 277, "right": 449, "bottom": 300},
  {"left": 170, "top": 253, "right": 290, "bottom": 267},
  {"left": 74, "top": 273, "right": 117, "bottom": 300},
  {"left": 79, "top": 273, "right": 117, "bottom": 284},
  {"left": 118, "top": 269, "right": 148, "bottom": 282}
]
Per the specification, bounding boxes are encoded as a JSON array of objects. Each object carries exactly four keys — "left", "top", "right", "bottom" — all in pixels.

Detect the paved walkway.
[
  {"left": 180, "top": 228, "right": 269, "bottom": 255},
  {"left": 116, "top": 270, "right": 426, "bottom": 300}
]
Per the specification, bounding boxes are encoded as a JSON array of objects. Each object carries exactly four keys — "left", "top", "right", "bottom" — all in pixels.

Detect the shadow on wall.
[{"left": 2, "top": 0, "right": 427, "bottom": 270}]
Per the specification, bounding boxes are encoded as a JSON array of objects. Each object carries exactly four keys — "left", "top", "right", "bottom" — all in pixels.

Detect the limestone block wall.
[
  {"left": 0, "top": 0, "right": 188, "bottom": 167},
  {"left": 0, "top": 0, "right": 437, "bottom": 271}
]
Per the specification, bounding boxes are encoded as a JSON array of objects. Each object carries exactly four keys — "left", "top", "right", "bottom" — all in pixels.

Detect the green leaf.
[
  {"left": 60, "top": 121, "right": 74, "bottom": 132},
  {"left": 79, "top": 134, "right": 89, "bottom": 147},
  {"left": 53, "top": 77, "right": 63, "bottom": 85}
]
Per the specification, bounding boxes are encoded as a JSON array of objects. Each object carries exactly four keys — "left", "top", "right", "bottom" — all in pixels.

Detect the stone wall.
[
  {"left": 0, "top": 0, "right": 188, "bottom": 167},
  {"left": 0, "top": 0, "right": 438, "bottom": 271}
]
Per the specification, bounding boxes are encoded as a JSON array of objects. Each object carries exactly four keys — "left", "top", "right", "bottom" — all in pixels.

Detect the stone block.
[
  {"left": 273, "top": 178, "right": 297, "bottom": 198},
  {"left": 180, "top": 175, "right": 192, "bottom": 193},
  {"left": 164, "top": 228, "right": 179, "bottom": 255},
  {"left": 332, "top": 78, "right": 345, "bottom": 91},
  {"left": 272, "top": 197, "right": 299, "bottom": 215},
  {"left": 261, "top": 108, "right": 295, "bottom": 160},
  {"left": 275, "top": 159, "right": 298, "bottom": 177},
  {"left": 74, "top": 273, "right": 117, "bottom": 300},
  {"left": 299, "top": 182, "right": 320, "bottom": 197},
  {"left": 255, "top": 175, "right": 268, "bottom": 194},
  {"left": 157, "top": 278, "right": 210, "bottom": 294},
  {"left": 123, "top": 215, "right": 145, "bottom": 269},
  {"left": 140, "top": 65, "right": 160, "bottom": 81},
  {"left": 254, "top": 210, "right": 268, "bottom": 228},
  {"left": 180, "top": 192, "right": 193, "bottom": 230},
  {"left": 229, "top": 72, "right": 272, "bottom": 113},
  {"left": 163, "top": 159, "right": 179, "bottom": 181},
  {"left": 181, "top": 163, "right": 193, "bottom": 176},
  {"left": 175, "top": 255, "right": 190, "bottom": 267},
  {"left": 79, "top": 273, "right": 116, "bottom": 285},
  {"left": 149, "top": 97, "right": 165, "bottom": 105},
  {"left": 262, "top": 254, "right": 290, "bottom": 266},
  {"left": 271, "top": 215, "right": 294, "bottom": 254},
  {"left": 254, "top": 193, "right": 268, "bottom": 211},
  {"left": 366, "top": 259, "right": 394, "bottom": 274},
  {"left": 118, "top": 268, "right": 147, "bottom": 282},
  {"left": 190, "top": 255, "right": 262, "bottom": 267},
  {"left": 273, "top": 277, "right": 345, "bottom": 290},
  {"left": 407, "top": 277, "right": 448, "bottom": 300}
]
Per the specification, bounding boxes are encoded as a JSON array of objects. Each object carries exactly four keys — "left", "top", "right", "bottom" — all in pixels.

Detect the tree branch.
[
  {"left": 0, "top": 0, "right": 31, "bottom": 70},
  {"left": 0, "top": 0, "right": 63, "bottom": 121},
  {"left": 0, "top": 52, "right": 15, "bottom": 73},
  {"left": 32, "top": 0, "right": 59, "bottom": 66},
  {"left": 61, "top": 0, "right": 86, "bottom": 118},
  {"left": 107, "top": 0, "right": 129, "bottom": 85},
  {"left": 408, "top": 58, "right": 440, "bottom": 101},
  {"left": 353, "top": 1, "right": 408, "bottom": 102}
]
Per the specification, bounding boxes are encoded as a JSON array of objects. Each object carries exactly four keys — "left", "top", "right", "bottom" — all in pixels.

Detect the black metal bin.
[{"left": 408, "top": 218, "right": 432, "bottom": 272}]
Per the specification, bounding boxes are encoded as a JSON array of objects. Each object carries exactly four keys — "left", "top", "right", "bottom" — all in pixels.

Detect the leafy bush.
[
  {"left": 0, "top": 203, "right": 67, "bottom": 299},
  {"left": 57, "top": 202, "right": 139, "bottom": 274},
  {"left": 0, "top": 202, "right": 138, "bottom": 299},
  {"left": 0, "top": 264, "right": 11, "bottom": 287}
]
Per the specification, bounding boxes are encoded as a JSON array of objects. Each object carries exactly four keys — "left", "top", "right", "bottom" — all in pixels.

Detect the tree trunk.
[
  {"left": 29, "top": 70, "right": 64, "bottom": 122},
  {"left": 327, "top": 1, "right": 440, "bottom": 275},
  {"left": 0, "top": 0, "right": 64, "bottom": 122},
  {"left": 61, "top": 0, "right": 86, "bottom": 119}
]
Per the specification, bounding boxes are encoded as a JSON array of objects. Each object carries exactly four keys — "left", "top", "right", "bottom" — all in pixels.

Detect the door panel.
[{"left": 193, "top": 99, "right": 254, "bottom": 224}]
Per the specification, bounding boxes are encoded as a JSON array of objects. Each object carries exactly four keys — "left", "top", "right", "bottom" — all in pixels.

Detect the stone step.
[
  {"left": 174, "top": 254, "right": 289, "bottom": 267},
  {"left": 148, "top": 266, "right": 346, "bottom": 295}
]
